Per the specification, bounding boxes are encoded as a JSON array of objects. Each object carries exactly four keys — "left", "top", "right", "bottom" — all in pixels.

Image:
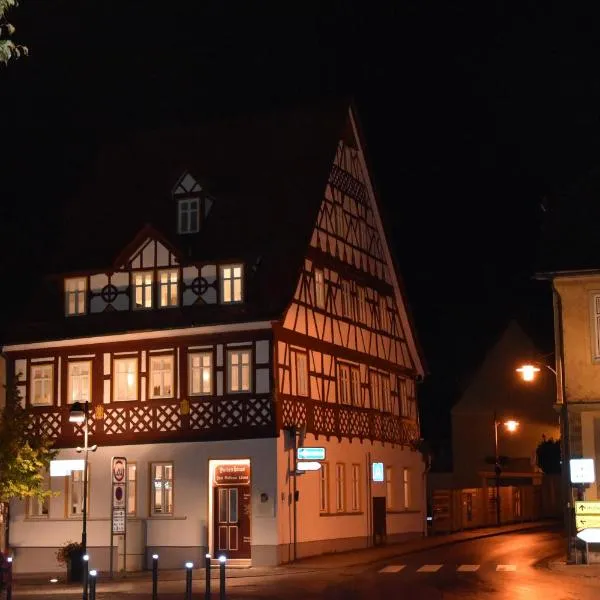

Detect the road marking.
[
  {"left": 496, "top": 564, "right": 517, "bottom": 572},
  {"left": 457, "top": 564, "right": 480, "bottom": 572},
  {"left": 379, "top": 565, "right": 406, "bottom": 573},
  {"left": 417, "top": 564, "right": 443, "bottom": 573}
]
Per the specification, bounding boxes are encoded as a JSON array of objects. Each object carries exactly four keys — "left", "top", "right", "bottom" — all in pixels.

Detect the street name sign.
[
  {"left": 577, "top": 528, "right": 600, "bottom": 544},
  {"left": 296, "top": 461, "right": 322, "bottom": 472},
  {"left": 576, "top": 514, "right": 600, "bottom": 531},
  {"left": 570, "top": 458, "right": 595, "bottom": 484},
  {"left": 297, "top": 447, "right": 326, "bottom": 461}
]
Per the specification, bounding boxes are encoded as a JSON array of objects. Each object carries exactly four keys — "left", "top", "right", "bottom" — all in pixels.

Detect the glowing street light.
[
  {"left": 516, "top": 364, "right": 541, "bottom": 382},
  {"left": 504, "top": 420, "right": 519, "bottom": 433}
]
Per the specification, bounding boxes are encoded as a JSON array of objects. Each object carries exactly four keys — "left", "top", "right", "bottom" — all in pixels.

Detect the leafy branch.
[{"left": 0, "top": 0, "right": 28, "bottom": 66}]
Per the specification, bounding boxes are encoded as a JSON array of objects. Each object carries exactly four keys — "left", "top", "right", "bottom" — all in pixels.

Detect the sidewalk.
[{"left": 10, "top": 520, "right": 558, "bottom": 595}]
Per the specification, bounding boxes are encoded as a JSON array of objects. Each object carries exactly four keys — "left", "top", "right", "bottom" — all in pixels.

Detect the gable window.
[
  {"left": 221, "top": 265, "right": 243, "bottom": 303},
  {"left": 314, "top": 269, "right": 326, "bottom": 309},
  {"left": 342, "top": 280, "right": 353, "bottom": 318},
  {"left": 228, "top": 349, "right": 251, "bottom": 393},
  {"left": 338, "top": 363, "right": 351, "bottom": 405},
  {"left": 68, "top": 361, "right": 91, "bottom": 404},
  {"left": 133, "top": 271, "right": 153, "bottom": 309},
  {"left": 114, "top": 357, "right": 138, "bottom": 401},
  {"left": 335, "top": 463, "right": 346, "bottom": 512},
  {"left": 65, "top": 278, "right": 86, "bottom": 316},
  {"left": 151, "top": 462, "right": 174, "bottom": 516},
  {"left": 159, "top": 270, "right": 178, "bottom": 308},
  {"left": 149, "top": 355, "right": 174, "bottom": 398},
  {"left": 31, "top": 364, "right": 53, "bottom": 406},
  {"left": 189, "top": 352, "right": 212, "bottom": 395},
  {"left": 178, "top": 198, "right": 200, "bottom": 234},
  {"left": 291, "top": 349, "right": 308, "bottom": 397},
  {"left": 127, "top": 463, "right": 137, "bottom": 516}
]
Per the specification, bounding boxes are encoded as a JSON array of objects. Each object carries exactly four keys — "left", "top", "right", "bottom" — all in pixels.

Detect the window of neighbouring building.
[
  {"left": 31, "top": 364, "right": 53, "bottom": 406},
  {"left": 151, "top": 462, "right": 174, "bottom": 516},
  {"left": 403, "top": 468, "right": 411, "bottom": 509},
  {"left": 221, "top": 265, "right": 243, "bottom": 303},
  {"left": 114, "top": 357, "right": 138, "bottom": 401},
  {"left": 335, "top": 463, "right": 346, "bottom": 512},
  {"left": 228, "top": 349, "right": 251, "bottom": 393},
  {"left": 385, "top": 466, "right": 393, "bottom": 509},
  {"left": 65, "top": 277, "right": 87, "bottom": 316},
  {"left": 342, "top": 280, "right": 353, "bottom": 318},
  {"left": 351, "top": 464, "right": 361, "bottom": 511},
  {"left": 133, "top": 271, "right": 153, "bottom": 309},
  {"left": 314, "top": 269, "right": 326, "bottom": 309},
  {"left": 356, "top": 286, "right": 367, "bottom": 323},
  {"left": 178, "top": 197, "right": 200, "bottom": 234},
  {"left": 68, "top": 361, "right": 92, "bottom": 404},
  {"left": 350, "top": 367, "right": 361, "bottom": 406},
  {"left": 291, "top": 349, "right": 309, "bottom": 397},
  {"left": 319, "top": 462, "right": 329, "bottom": 513},
  {"left": 189, "top": 352, "right": 212, "bottom": 395},
  {"left": 127, "top": 463, "right": 137, "bottom": 516},
  {"left": 149, "top": 355, "right": 174, "bottom": 399},
  {"left": 158, "top": 269, "right": 179, "bottom": 308},
  {"left": 338, "top": 363, "right": 351, "bottom": 405}
]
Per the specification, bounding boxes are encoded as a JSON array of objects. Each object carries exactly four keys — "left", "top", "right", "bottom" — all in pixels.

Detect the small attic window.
[{"left": 173, "top": 171, "right": 213, "bottom": 234}]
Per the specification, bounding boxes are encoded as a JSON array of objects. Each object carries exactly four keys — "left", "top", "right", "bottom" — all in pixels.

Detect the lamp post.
[
  {"left": 493, "top": 412, "right": 519, "bottom": 526},
  {"left": 69, "top": 401, "right": 97, "bottom": 600}
]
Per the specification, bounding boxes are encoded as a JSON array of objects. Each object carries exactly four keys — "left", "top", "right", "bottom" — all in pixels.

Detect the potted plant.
[{"left": 56, "top": 541, "right": 84, "bottom": 583}]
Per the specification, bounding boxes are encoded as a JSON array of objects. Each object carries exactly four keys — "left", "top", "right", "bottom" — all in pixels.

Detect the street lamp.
[
  {"left": 494, "top": 412, "right": 520, "bottom": 526},
  {"left": 69, "top": 401, "right": 97, "bottom": 600}
]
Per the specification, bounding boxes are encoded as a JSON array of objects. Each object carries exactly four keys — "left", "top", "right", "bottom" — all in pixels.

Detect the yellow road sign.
[
  {"left": 575, "top": 501, "right": 600, "bottom": 515},
  {"left": 576, "top": 514, "right": 600, "bottom": 532}
]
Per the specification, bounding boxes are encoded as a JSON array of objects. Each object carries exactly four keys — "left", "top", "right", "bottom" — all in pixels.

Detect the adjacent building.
[{"left": 1, "top": 102, "right": 426, "bottom": 572}]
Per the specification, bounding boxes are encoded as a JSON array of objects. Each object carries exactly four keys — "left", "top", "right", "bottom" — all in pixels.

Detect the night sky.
[{"left": 2, "top": 2, "right": 598, "bottom": 465}]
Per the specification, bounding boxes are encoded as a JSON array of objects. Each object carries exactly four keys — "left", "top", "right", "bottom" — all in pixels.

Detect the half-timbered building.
[{"left": 2, "top": 101, "right": 426, "bottom": 572}]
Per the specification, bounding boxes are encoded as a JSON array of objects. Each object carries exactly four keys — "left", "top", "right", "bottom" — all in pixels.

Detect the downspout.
[{"left": 552, "top": 284, "right": 573, "bottom": 563}]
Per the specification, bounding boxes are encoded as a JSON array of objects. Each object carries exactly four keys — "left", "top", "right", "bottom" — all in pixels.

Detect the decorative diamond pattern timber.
[
  {"left": 189, "top": 400, "right": 214, "bottom": 430},
  {"left": 246, "top": 397, "right": 272, "bottom": 427},
  {"left": 104, "top": 407, "right": 128, "bottom": 436}
]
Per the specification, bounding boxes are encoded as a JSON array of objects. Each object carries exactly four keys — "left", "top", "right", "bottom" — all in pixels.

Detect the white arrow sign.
[
  {"left": 577, "top": 527, "right": 600, "bottom": 543},
  {"left": 296, "top": 461, "right": 322, "bottom": 472}
]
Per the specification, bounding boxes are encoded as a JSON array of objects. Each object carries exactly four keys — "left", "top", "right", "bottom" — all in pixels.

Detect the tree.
[
  {"left": 0, "top": 0, "right": 28, "bottom": 66},
  {"left": 536, "top": 435, "right": 562, "bottom": 475}
]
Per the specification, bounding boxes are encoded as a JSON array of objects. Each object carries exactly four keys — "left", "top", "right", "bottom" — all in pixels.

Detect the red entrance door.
[{"left": 213, "top": 485, "right": 251, "bottom": 559}]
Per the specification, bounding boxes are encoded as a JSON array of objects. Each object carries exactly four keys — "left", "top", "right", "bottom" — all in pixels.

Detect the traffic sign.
[
  {"left": 112, "top": 457, "right": 127, "bottom": 484},
  {"left": 113, "top": 484, "right": 126, "bottom": 509},
  {"left": 575, "top": 501, "right": 600, "bottom": 516},
  {"left": 112, "top": 508, "right": 125, "bottom": 534},
  {"left": 297, "top": 447, "right": 325, "bottom": 461},
  {"left": 296, "top": 461, "right": 322, "bottom": 472},
  {"left": 577, "top": 528, "right": 600, "bottom": 543}
]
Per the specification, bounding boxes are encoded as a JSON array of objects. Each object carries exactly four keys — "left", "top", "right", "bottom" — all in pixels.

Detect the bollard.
[
  {"left": 219, "top": 555, "right": 226, "bottom": 600},
  {"left": 6, "top": 556, "right": 13, "bottom": 600},
  {"left": 185, "top": 562, "right": 193, "bottom": 600},
  {"left": 83, "top": 554, "right": 89, "bottom": 600},
  {"left": 204, "top": 553, "right": 211, "bottom": 600},
  {"left": 88, "top": 570, "right": 97, "bottom": 600},
  {"left": 152, "top": 554, "right": 159, "bottom": 600}
]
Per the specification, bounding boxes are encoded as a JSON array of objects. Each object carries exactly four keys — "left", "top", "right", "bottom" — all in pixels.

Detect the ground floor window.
[
  {"left": 127, "top": 463, "right": 137, "bottom": 516},
  {"left": 151, "top": 462, "right": 174, "bottom": 516},
  {"left": 319, "top": 462, "right": 329, "bottom": 513},
  {"left": 68, "top": 467, "right": 90, "bottom": 517}
]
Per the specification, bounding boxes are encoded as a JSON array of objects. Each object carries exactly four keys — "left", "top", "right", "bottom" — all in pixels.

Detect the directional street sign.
[
  {"left": 575, "top": 501, "right": 600, "bottom": 516},
  {"left": 297, "top": 447, "right": 326, "bottom": 461},
  {"left": 296, "top": 461, "right": 322, "bottom": 472},
  {"left": 577, "top": 528, "right": 600, "bottom": 543},
  {"left": 576, "top": 514, "right": 600, "bottom": 531}
]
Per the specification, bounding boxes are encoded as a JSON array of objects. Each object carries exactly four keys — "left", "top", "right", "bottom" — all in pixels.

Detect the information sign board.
[
  {"left": 297, "top": 447, "right": 326, "bottom": 461},
  {"left": 372, "top": 462, "right": 384, "bottom": 482},
  {"left": 112, "top": 508, "right": 126, "bottom": 534}
]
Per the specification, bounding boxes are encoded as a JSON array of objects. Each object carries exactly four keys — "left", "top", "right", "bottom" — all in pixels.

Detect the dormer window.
[
  {"left": 65, "top": 277, "right": 87, "bottom": 316},
  {"left": 133, "top": 271, "right": 153, "bottom": 309},
  {"left": 159, "top": 269, "right": 179, "bottom": 307},
  {"left": 173, "top": 171, "right": 214, "bottom": 234},
  {"left": 221, "top": 265, "right": 243, "bottom": 303}
]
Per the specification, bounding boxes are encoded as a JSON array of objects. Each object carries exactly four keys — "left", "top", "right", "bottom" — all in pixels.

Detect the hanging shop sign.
[{"left": 570, "top": 458, "right": 596, "bottom": 484}]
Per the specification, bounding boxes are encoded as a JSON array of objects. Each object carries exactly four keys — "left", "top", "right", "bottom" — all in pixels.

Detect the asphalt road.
[{"left": 13, "top": 526, "right": 600, "bottom": 599}]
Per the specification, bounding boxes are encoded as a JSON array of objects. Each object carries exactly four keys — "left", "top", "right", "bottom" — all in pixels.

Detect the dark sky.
[{"left": 3, "top": 2, "right": 600, "bottom": 460}]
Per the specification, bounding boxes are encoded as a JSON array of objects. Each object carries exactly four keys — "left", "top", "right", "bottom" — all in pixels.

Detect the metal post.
[
  {"left": 292, "top": 428, "right": 297, "bottom": 562},
  {"left": 185, "top": 562, "right": 193, "bottom": 600},
  {"left": 6, "top": 556, "right": 12, "bottom": 600},
  {"left": 219, "top": 555, "right": 226, "bottom": 600},
  {"left": 83, "top": 554, "right": 89, "bottom": 600},
  {"left": 494, "top": 412, "right": 501, "bottom": 526},
  {"left": 204, "top": 553, "right": 211, "bottom": 600},
  {"left": 88, "top": 570, "right": 97, "bottom": 600},
  {"left": 82, "top": 402, "right": 89, "bottom": 600},
  {"left": 152, "top": 554, "right": 158, "bottom": 600}
]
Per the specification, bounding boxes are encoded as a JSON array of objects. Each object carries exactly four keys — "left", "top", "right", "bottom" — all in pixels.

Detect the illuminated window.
[
  {"left": 133, "top": 271, "right": 153, "bottom": 309},
  {"left": 114, "top": 357, "right": 138, "bottom": 401},
  {"left": 385, "top": 466, "right": 393, "bottom": 509},
  {"left": 178, "top": 198, "right": 200, "bottom": 234},
  {"left": 221, "top": 265, "right": 243, "bottom": 303},
  {"left": 291, "top": 350, "right": 308, "bottom": 397},
  {"left": 228, "top": 349, "right": 251, "bottom": 393},
  {"left": 31, "top": 364, "right": 53, "bottom": 406},
  {"left": 65, "top": 277, "right": 86, "bottom": 316},
  {"left": 342, "top": 280, "right": 353, "bottom": 318},
  {"left": 335, "top": 463, "right": 346, "bottom": 512},
  {"left": 314, "top": 269, "right": 326, "bottom": 309},
  {"left": 403, "top": 468, "right": 410, "bottom": 509},
  {"left": 149, "top": 355, "right": 174, "bottom": 398},
  {"left": 338, "top": 363, "right": 351, "bottom": 405},
  {"left": 127, "top": 463, "right": 137, "bottom": 516},
  {"left": 28, "top": 470, "right": 50, "bottom": 518},
  {"left": 159, "top": 269, "right": 178, "bottom": 307},
  {"left": 68, "top": 361, "right": 91, "bottom": 404},
  {"left": 350, "top": 367, "right": 361, "bottom": 406},
  {"left": 68, "top": 466, "right": 90, "bottom": 517},
  {"left": 351, "top": 464, "right": 361, "bottom": 511},
  {"left": 189, "top": 352, "right": 212, "bottom": 395},
  {"left": 319, "top": 462, "right": 329, "bottom": 513},
  {"left": 151, "top": 462, "right": 173, "bottom": 516}
]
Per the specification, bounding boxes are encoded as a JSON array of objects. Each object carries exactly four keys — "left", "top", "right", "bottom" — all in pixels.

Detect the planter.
[{"left": 66, "top": 549, "right": 85, "bottom": 584}]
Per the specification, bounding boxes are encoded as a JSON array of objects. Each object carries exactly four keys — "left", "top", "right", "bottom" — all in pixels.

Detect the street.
[{"left": 13, "top": 526, "right": 599, "bottom": 599}]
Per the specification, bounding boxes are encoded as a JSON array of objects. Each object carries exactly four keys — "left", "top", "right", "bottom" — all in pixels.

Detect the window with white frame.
[
  {"left": 178, "top": 197, "right": 200, "bottom": 234},
  {"left": 159, "top": 270, "right": 178, "bottom": 307},
  {"left": 68, "top": 361, "right": 91, "bottom": 404},
  {"left": 68, "top": 467, "right": 90, "bottom": 516},
  {"left": 221, "top": 265, "right": 243, "bottom": 303},
  {"left": 356, "top": 286, "right": 367, "bottom": 323},
  {"left": 189, "top": 352, "right": 212, "bottom": 395},
  {"left": 314, "top": 269, "right": 326, "bottom": 309},
  {"left": 228, "top": 349, "right": 251, "bottom": 393},
  {"left": 291, "top": 350, "right": 308, "bottom": 397},
  {"left": 151, "top": 462, "right": 173, "bottom": 516},
  {"left": 338, "top": 363, "right": 351, "bottom": 405},
  {"left": 319, "top": 462, "right": 329, "bottom": 513},
  {"left": 149, "top": 355, "right": 174, "bottom": 398},
  {"left": 114, "top": 357, "right": 138, "bottom": 401},
  {"left": 342, "top": 280, "right": 353, "bottom": 318},
  {"left": 385, "top": 466, "right": 393, "bottom": 509},
  {"left": 133, "top": 271, "right": 153, "bottom": 309},
  {"left": 127, "top": 463, "right": 137, "bottom": 516},
  {"left": 65, "top": 277, "right": 86, "bottom": 316},
  {"left": 31, "top": 364, "right": 53, "bottom": 406},
  {"left": 335, "top": 463, "right": 346, "bottom": 512},
  {"left": 350, "top": 367, "right": 361, "bottom": 406},
  {"left": 351, "top": 464, "right": 361, "bottom": 511},
  {"left": 403, "top": 468, "right": 411, "bottom": 509},
  {"left": 28, "top": 470, "right": 50, "bottom": 517}
]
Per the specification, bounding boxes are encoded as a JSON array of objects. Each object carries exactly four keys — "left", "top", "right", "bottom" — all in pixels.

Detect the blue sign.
[
  {"left": 297, "top": 447, "right": 326, "bottom": 461},
  {"left": 372, "top": 462, "right": 384, "bottom": 482}
]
